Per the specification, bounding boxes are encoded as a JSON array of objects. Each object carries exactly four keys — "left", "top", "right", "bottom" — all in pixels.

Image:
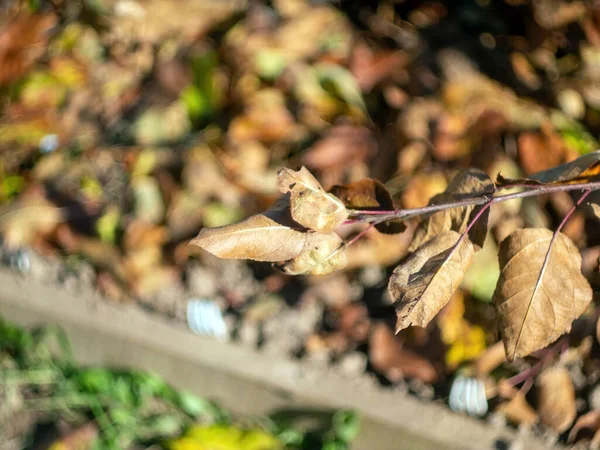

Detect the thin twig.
[{"left": 349, "top": 180, "right": 600, "bottom": 224}]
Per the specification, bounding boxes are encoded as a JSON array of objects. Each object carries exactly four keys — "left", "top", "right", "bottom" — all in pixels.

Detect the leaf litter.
[{"left": 2, "top": 0, "right": 600, "bottom": 447}]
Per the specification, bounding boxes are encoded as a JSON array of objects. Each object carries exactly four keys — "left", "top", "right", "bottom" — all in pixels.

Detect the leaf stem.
[{"left": 349, "top": 181, "right": 600, "bottom": 224}]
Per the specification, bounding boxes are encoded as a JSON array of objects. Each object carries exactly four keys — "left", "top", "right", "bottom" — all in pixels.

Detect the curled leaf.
[
  {"left": 568, "top": 410, "right": 600, "bottom": 445},
  {"left": 389, "top": 231, "right": 475, "bottom": 332},
  {"left": 410, "top": 169, "right": 494, "bottom": 251},
  {"left": 497, "top": 150, "right": 600, "bottom": 186},
  {"left": 329, "top": 178, "right": 405, "bottom": 233},
  {"left": 330, "top": 178, "right": 394, "bottom": 210},
  {"left": 493, "top": 228, "right": 593, "bottom": 360},
  {"left": 275, "top": 232, "right": 347, "bottom": 276},
  {"left": 537, "top": 366, "right": 577, "bottom": 433},
  {"left": 277, "top": 166, "right": 348, "bottom": 232},
  {"left": 189, "top": 197, "right": 307, "bottom": 262}
]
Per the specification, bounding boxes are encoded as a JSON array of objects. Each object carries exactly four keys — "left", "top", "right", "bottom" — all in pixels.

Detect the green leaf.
[
  {"left": 77, "top": 368, "right": 114, "bottom": 393},
  {"left": 332, "top": 410, "right": 360, "bottom": 443}
]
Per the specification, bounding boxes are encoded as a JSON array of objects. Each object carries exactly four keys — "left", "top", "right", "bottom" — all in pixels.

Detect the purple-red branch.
[{"left": 348, "top": 180, "right": 600, "bottom": 224}]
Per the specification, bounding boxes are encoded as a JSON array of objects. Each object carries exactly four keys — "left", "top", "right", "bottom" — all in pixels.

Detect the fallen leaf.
[
  {"left": 0, "top": 192, "right": 63, "bottom": 249},
  {"left": 517, "top": 127, "right": 568, "bottom": 176},
  {"left": 190, "top": 201, "right": 307, "bottom": 262},
  {"left": 537, "top": 366, "right": 577, "bottom": 433},
  {"left": 330, "top": 178, "right": 405, "bottom": 234},
  {"left": 369, "top": 322, "right": 438, "bottom": 383},
  {"left": 493, "top": 228, "right": 593, "bottom": 360},
  {"left": 301, "top": 125, "right": 376, "bottom": 171},
  {"left": 438, "top": 292, "right": 487, "bottom": 369},
  {"left": 497, "top": 150, "right": 600, "bottom": 186},
  {"left": 0, "top": 14, "right": 57, "bottom": 85},
  {"left": 473, "top": 341, "right": 506, "bottom": 377},
  {"left": 410, "top": 169, "right": 495, "bottom": 251},
  {"left": 568, "top": 410, "right": 600, "bottom": 445},
  {"left": 344, "top": 224, "right": 414, "bottom": 269},
  {"left": 400, "top": 170, "right": 448, "bottom": 209},
  {"left": 277, "top": 166, "right": 348, "bottom": 232},
  {"left": 275, "top": 231, "right": 347, "bottom": 276},
  {"left": 389, "top": 231, "right": 475, "bottom": 332},
  {"left": 496, "top": 393, "right": 539, "bottom": 427}
]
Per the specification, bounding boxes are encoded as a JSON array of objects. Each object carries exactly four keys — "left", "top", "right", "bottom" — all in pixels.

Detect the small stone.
[
  {"left": 238, "top": 321, "right": 260, "bottom": 348},
  {"left": 337, "top": 352, "right": 367, "bottom": 378},
  {"left": 408, "top": 378, "right": 434, "bottom": 400},
  {"left": 557, "top": 89, "right": 585, "bottom": 119},
  {"left": 358, "top": 265, "right": 386, "bottom": 287},
  {"left": 77, "top": 262, "right": 96, "bottom": 286},
  {"left": 305, "top": 350, "right": 330, "bottom": 368},
  {"left": 488, "top": 411, "right": 508, "bottom": 428},
  {"left": 588, "top": 384, "right": 600, "bottom": 410}
]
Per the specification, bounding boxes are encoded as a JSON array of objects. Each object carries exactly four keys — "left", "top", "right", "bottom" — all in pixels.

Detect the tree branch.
[{"left": 348, "top": 180, "right": 600, "bottom": 224}]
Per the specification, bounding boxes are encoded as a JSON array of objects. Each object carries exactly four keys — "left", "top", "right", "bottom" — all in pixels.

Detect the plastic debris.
[
  {"left": 449, "top": 374, "right": 488, "bottom": 417},
  {"left": 187, "top": 299, "right": 229, "bottom": 341}
]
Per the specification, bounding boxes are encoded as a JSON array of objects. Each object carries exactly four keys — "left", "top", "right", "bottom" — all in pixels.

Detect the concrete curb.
[{"left": 0, "top": 268, "right": 555, "bottom": 450}]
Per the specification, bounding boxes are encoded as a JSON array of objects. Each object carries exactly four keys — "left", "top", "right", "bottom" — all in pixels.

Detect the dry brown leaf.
[
  {"left": 329, "top": 178, "right": 405, "bottom": 234},
  {"left": 0, "top": 194, "right": 63, "bottom": 249},
  {"left": 389, "top": 231, "right": 475, "bottom": 332},
  {"left": 369, "top": 322, "right": 438, "bottom": 383},
  {"left": 301, "top": 125, "right": 376, "bottom": 171},
  {"left": 277, "top": 166, "right": 348, "bottom": 232},
  {"left": 190, "top": 195, "right": 308, "bottom": 262},
  {"left": 493, "top": 228, "right": 593, "bottom": 360},
  {"left": 0, "top": 14, "right": 57, "bottom": 85},
  {"left": 275, "top": 232, "right": 347, "bottom": 276},
  {"left": 568, "top": 410, "right": 600, "bottom": 445},
  {"left": 517, "top": 128, "right": 568, "bottom": 176},
  {"left": 190, "top": 214, "right": 306, "bottom": 262},
  {"left": 409, "top": 169, "right": 494, "bottom": 251},
  {"left": 497, "top": 150, "right": 600, "bottom": 186},
  {"left": 344, "top": 225, "right": 414, "bottom": 269},
  {"left": 474, "top": 341, "right": 507, "bottom": 377},
  {"left": 537, "top": 366, "right": 577, "bottom": 433},
  {"left": 496, "top": 394, "right": 539, "bottom": 427}
]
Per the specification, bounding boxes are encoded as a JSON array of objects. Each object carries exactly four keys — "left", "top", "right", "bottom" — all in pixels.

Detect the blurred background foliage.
[{"left": 2, "top": 0, "right": 600, "bottom": 448}]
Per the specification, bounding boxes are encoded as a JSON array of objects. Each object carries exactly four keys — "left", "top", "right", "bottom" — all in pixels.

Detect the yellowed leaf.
[
  {"left": 389, "top": 231, "right": 475, "bottom": 332},
  {"left": 409, "top": 168, "right": 494, "bottom": 251},
  {"left": 493, "top": 228, "right": 592, "bottom": 360},
  {"left": 537, "top": 366, "right": 577, "bottom": 433},
  {"left": 277, "top": 166, "right": 348, "bottom": 232},
  {"left": 275, "top": 232, "right": 347, "bottom": 276}
]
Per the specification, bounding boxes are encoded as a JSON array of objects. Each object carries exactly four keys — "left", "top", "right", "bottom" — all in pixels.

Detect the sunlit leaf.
[
  {"left": 277, "top": 166, "right": 348, "bottom": 232},
  {"left": 389, "top": 231, "right": 475, "bottom": 332},
  {"left": 493, "top": 228, "right": 593, "bottom": 360}
]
